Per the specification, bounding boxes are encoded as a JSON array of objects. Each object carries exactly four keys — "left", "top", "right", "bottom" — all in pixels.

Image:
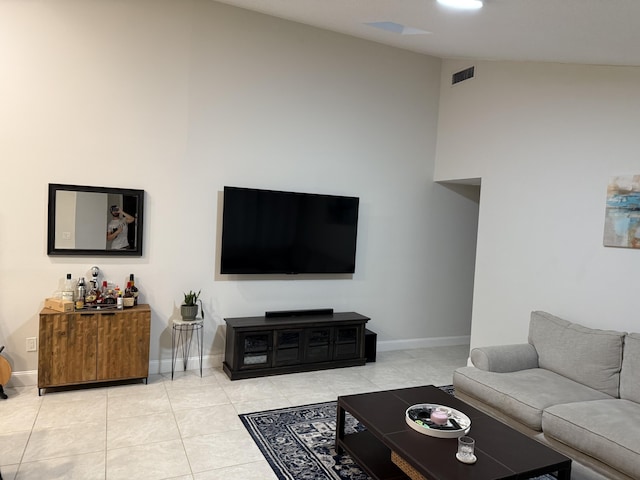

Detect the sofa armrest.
[{"left": 470, "top": 344, "right": 539, "bottom": 372}]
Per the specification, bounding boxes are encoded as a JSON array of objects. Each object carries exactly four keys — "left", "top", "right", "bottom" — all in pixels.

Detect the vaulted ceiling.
[{"left": 216, "top": 0, "right": 640, "bottom": 67}]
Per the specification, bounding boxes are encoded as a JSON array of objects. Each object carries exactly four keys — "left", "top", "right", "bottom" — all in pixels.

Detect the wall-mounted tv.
[{"left": 220, "top": 186, "right": 360, "bottom": 275}]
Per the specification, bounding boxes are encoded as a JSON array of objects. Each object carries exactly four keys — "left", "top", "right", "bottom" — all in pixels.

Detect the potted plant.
[{"left": 181, "top": 290, "right": 204, "bottom": 321}]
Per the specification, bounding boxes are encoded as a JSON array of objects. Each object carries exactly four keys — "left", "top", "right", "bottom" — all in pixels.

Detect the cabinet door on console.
[
  {"left": 274, "top": 329, "right": 303, "bottom": 366},
  {"left": 38, "top": 312, "right": 98, "bottom": 388},
  {"left": 97, "top": 309, "right": 150, "bottom": 381},
  {"left": 334, "top": 325, "right": 363, "bottom": 360},
  {"left": 239, "top": 332, "right": 273, "bottom": 369},
  {"left": 304, "top": 327, "right": 333, "bottom": 363}
]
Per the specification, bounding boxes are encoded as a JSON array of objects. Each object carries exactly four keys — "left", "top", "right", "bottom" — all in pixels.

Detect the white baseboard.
[
  {"left": 7, "top": 370, "right": 38, "bottom": 388},
  {"left": 377, "top": 335, "right": 470, "bottom": 352},
  {"left": 7, "top": 338, "right": 469, "bottom": 388},
  {"left": 148, "top": 354, "right": 223, "bottom": 375}
]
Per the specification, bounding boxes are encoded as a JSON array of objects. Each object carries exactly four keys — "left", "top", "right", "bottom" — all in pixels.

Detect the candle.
[{"left": 430, "top": 409, "right": 449, "bottom": 425}]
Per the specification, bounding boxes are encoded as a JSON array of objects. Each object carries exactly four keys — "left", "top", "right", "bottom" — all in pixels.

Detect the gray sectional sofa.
[{"left": 453, "top": 311, "right": 639, "bottom": 480}]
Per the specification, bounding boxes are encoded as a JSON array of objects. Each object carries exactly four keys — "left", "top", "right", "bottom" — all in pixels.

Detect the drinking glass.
[{"left": 457, "top": 436, "right": 475, "bottom": 461}]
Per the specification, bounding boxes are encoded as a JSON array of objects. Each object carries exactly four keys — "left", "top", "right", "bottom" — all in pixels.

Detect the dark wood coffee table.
[{"left": 336, "top": 385, "right": 571, "bottom": 480}]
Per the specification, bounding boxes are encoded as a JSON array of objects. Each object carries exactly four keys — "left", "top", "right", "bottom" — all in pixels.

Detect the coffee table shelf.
[{"left": 340, "top": 430, "right": 406, "bottom": 480}]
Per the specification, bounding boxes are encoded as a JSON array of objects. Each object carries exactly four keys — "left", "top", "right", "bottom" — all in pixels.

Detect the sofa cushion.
[
  {"left": 528, "top": 311, "right": 625, "bottom": 397},
  {"left": 620, "top": 332, "right": 640, "bottom": 402},
  {"left": 453, "top": 366, "right": 612, "bottom": 431},
  {"left": 470, "top": 343, "right": 539, "bottom": 372},
  {"left": 543, "top": 399, "right": 640, "bottom": 480}
]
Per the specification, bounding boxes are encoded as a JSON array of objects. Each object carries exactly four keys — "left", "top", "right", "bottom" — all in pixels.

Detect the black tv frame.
[{"left": 220, "top": 186, "right": 359, "bottom": 275}]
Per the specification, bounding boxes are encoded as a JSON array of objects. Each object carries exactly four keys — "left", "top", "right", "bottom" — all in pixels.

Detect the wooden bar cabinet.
[{"left": 38, "top": 304, "right": 151, "bottom": 395}]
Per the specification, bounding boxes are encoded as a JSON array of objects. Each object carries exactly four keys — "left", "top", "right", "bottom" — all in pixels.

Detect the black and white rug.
[{"left": 240, "top": 386, "right": 555, "bottom": 480}]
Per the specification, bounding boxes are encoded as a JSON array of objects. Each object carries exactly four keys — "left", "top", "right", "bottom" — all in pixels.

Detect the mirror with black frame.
[{"left": 47, "top": 183, "right": 145, "bottom": 256}]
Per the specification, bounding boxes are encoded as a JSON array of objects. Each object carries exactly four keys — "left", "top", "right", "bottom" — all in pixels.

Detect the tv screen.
[{"left": 220, "top": 186, "right": 359, "bottom": 274}]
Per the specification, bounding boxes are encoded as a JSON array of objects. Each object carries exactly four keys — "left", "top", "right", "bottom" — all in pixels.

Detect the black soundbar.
[{"left": 265, "top": 308, "right": 334, "bottom": 318}]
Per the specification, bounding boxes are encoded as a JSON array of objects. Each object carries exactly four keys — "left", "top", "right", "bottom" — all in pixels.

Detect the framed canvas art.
[{"left": 603, "top": 175, "right": 640, "bottom": 248}]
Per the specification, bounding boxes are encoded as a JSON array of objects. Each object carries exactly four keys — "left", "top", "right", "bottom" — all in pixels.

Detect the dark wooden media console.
[{"left": 223, "top": 311, "right": 370, "bottom": 380}]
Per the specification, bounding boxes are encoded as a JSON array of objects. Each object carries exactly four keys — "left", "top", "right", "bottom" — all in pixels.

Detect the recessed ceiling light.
[{"left": 437, "top": 0, "right": 483, "bottom": 10}]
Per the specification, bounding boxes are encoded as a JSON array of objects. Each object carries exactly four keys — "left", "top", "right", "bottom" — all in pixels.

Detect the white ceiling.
[{"left": 215, "top": 0, "right": 640, "bottom": 67}]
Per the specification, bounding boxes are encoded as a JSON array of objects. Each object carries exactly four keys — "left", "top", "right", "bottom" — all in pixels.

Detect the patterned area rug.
[{"left": 240, "top": 386, "right": 556, "bottom": 480}]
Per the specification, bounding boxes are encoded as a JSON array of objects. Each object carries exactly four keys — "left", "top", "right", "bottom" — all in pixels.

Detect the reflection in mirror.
[{"left": 47, "top": 184, "right": 145, "bottom": 256}]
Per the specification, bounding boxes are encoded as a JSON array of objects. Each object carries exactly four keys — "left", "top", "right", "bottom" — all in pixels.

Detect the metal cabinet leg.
[
  {"left": 171, "top": 322, "right": 177, "bottom": 380},
  {"left": 198, "top": 323, "right": 203, "bottom": 377}
]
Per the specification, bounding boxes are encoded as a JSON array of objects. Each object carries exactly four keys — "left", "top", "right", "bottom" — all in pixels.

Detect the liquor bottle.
[
  {"left": 98, "top": 280, "right": 118, "bottom": 305},
  {"left": 123, "top": 281, "right": 135, "bottom": 308},
  {"left": 62, "top": 274, "right": 75, "bottom": 302},
  {"left": 96, "top": 281, "right": 108, "bottom": 305},
  {"left": 85, "top": 280, "right": 99, "bottom": 305},
  {"left": 129, "top": 274, "right": 139, "bottom": 306},
  {"left": 104, "top": 291, "right": 116, "bottom": 305}
]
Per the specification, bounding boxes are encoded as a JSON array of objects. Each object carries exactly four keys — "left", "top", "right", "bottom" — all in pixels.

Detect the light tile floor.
[{"left": 0, "top": 345, "right": 469, "bottom": 480}]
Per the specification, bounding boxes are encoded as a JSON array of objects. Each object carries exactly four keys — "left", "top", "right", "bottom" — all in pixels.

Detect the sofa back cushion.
[
  {"left": 620, "top": 333, "right": 640, "bottom": 402},
  {"left": 528, "top": 311, "right": 624, "bottom": 397}
]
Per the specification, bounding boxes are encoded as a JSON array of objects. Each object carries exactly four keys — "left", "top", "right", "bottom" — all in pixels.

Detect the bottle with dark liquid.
[
  {"left": 123, "top": 281, "right": 135, "bottom": 308},
  {"left": 129, "top": 274, "right": 139, "bottom": 306}
]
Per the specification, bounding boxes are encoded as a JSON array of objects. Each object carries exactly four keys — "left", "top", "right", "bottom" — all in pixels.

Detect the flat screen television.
[{"left": 220, "top": 186, "right": 359, "bottom": 274}]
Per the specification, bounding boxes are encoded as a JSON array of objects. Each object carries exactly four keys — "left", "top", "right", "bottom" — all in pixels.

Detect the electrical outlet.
[{"left": 26, "top": 337, "right": 37, "bottom": 352}]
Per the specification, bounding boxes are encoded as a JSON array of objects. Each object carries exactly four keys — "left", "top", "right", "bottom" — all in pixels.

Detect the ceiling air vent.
[{"left": 452, "top": 66, "right": 475, "bottom": 85}]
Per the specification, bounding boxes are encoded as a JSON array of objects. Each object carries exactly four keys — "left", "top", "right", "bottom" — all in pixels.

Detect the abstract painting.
[{"left": 603, "top": 175, "right": 640, "bottom": 248}]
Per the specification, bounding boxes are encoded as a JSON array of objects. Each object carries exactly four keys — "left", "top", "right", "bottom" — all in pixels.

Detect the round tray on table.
[{"left": 405, "top": 403, "right": 471, "bottom": 439}]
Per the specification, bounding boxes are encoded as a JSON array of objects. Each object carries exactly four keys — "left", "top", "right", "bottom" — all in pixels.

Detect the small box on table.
[{"left": 44, "top": 298, "right": 74, "bottom": 313}]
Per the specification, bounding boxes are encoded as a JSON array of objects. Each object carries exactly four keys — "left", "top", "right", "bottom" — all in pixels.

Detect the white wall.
[
  {"left": 0, "top": 0, "right": 478, "bottom": 379},
  {"left": 435, "top": 59, "right": 640, "bottom": 349}
]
